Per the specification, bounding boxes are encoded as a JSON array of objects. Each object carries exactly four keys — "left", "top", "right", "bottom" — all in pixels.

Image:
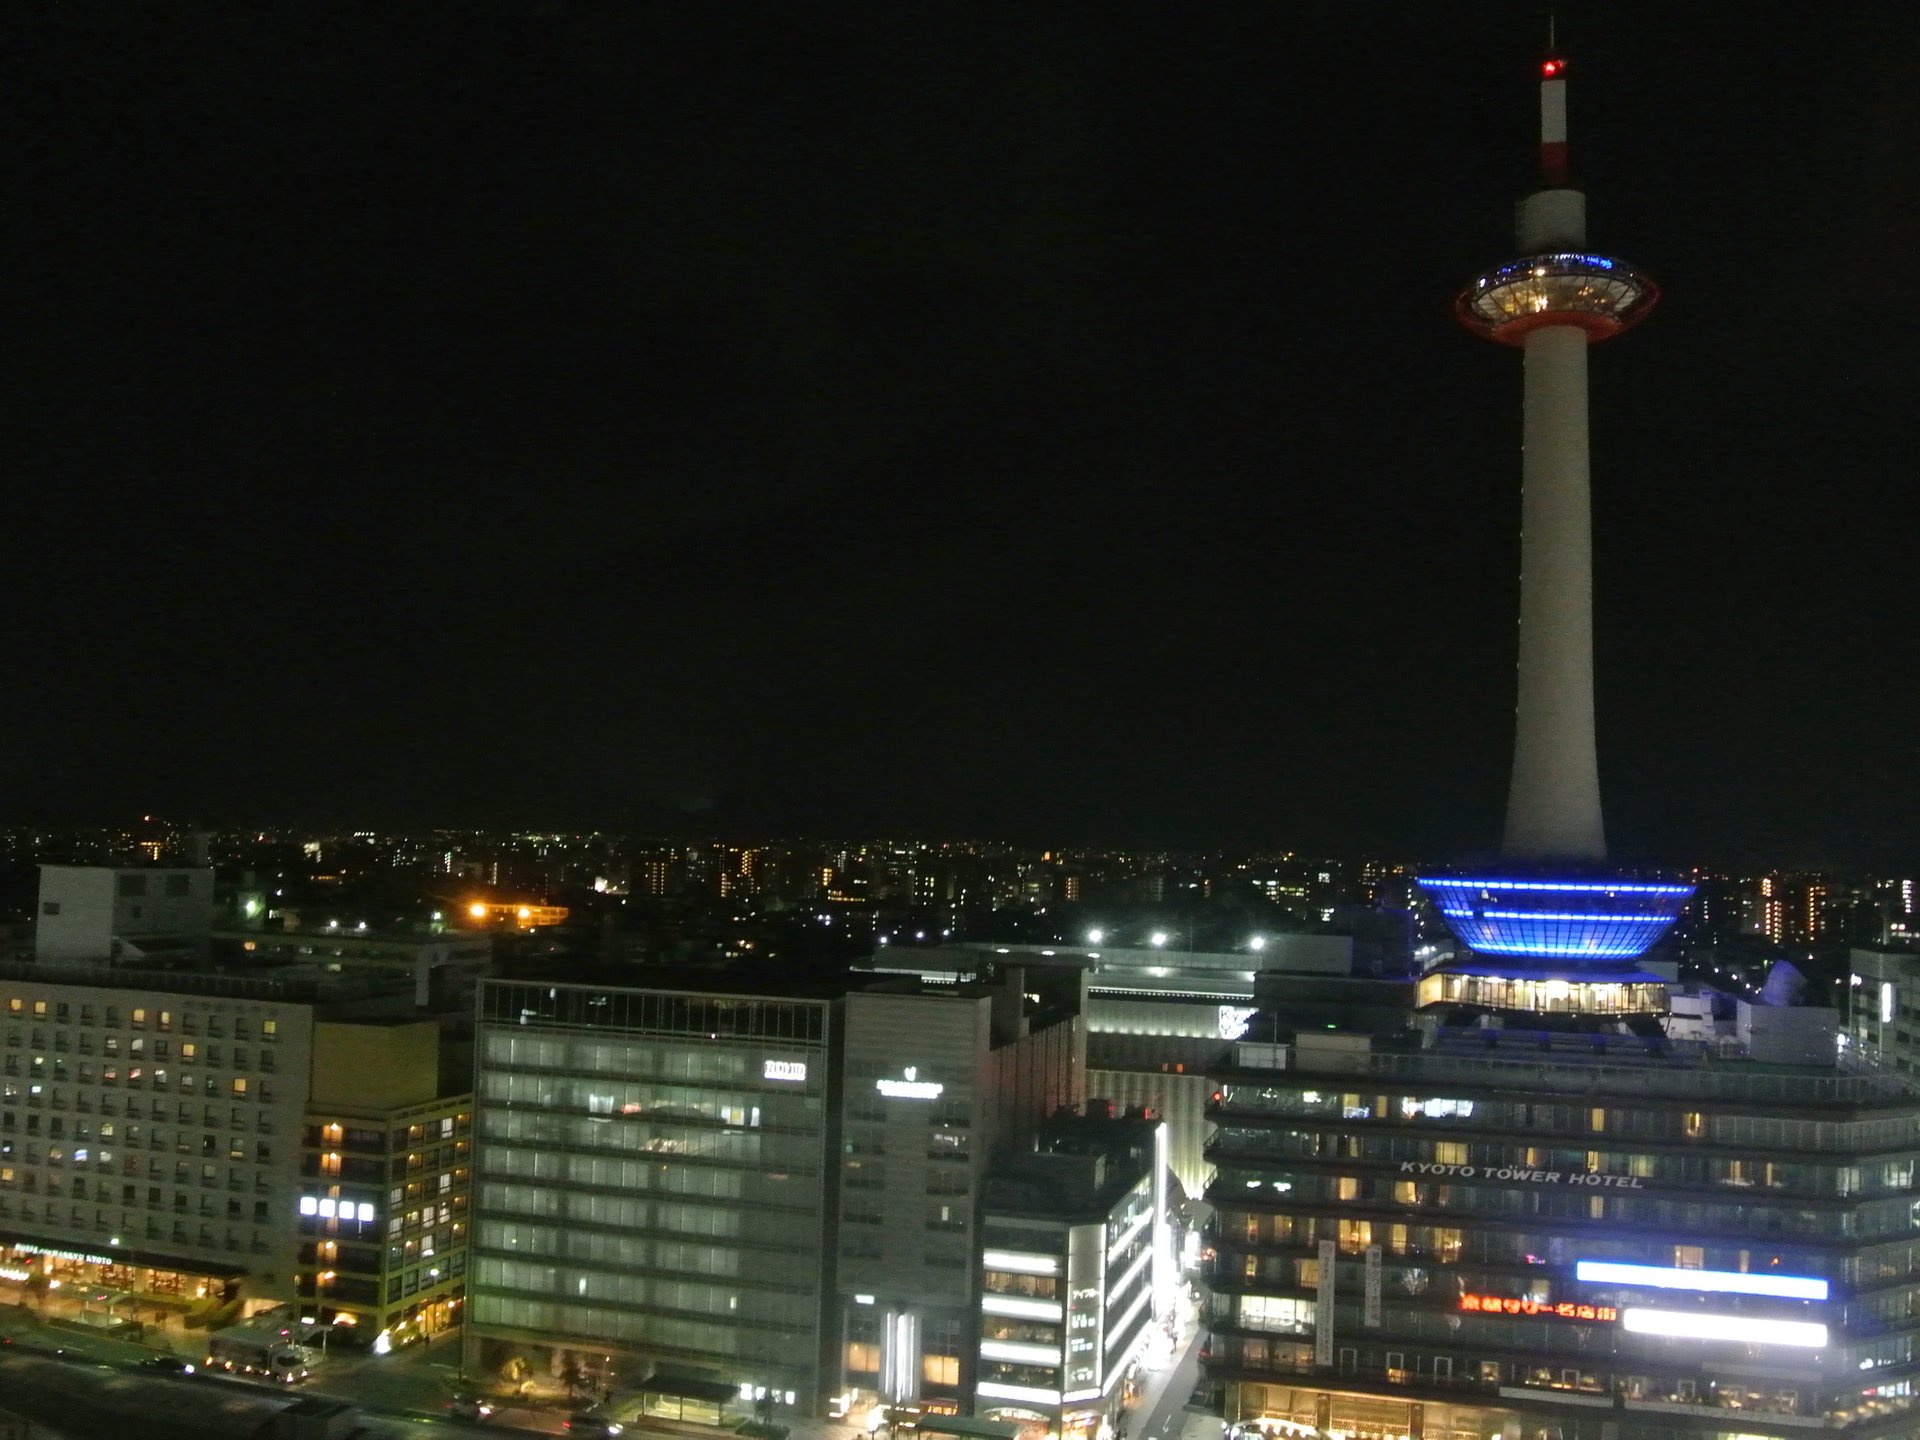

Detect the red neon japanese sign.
[{"left": 1460, "top": 1294, "right": 1616, "bottom": 1321}]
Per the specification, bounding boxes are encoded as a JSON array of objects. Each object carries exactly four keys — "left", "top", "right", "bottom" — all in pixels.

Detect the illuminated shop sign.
[
  {"left": 1576, "top": 1260, "right": 1828, "bottom": 1301},
  {"left": 1461, "top": 1294, "right": 1616, "bottom": 1321},
  {"left": 1622, "top": 1307, "right": 1826, "bottom": 1348},
  {"left": 1401, "top": 1161, "right": 1644, "bottom": 1189},
  {"left": 876, "top": 1067, "right": 943, "bottom": 1101},
  {"left": 763, "top": 1059, "right": 808, "bottom": 1082},
  {"left": 12, "top": 1242, "right": 116, "bottom": 1266}
]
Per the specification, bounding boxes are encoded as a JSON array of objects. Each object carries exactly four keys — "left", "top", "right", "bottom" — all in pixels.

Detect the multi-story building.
[
  {"left": 465, "top": 974, "right": 843, "bottom": 1411},
  {"left": 0, "top": 964, "right": 314, "bottom": 1314},
  {"left": 865, "top": 939, "right": 1353, "bottom": 1202},
  {"left": 835, "top": 969, "right": 1084, "bottom": 1419},
  {"left": 1846, "top": 947, "right": 1920, "bottom": 1072},
  {"left": 1203, "top": 1023, "right": 1920, "bottom": 1440},
  {"left": 974, "top": 1107, "right": 1173, "bottom": 1440},
  {"left": 34, "top": 865, "right": 215, "bottom": 962},
  {"left": 297, "top": 1016, "right": 472, "bottom": 1350}
]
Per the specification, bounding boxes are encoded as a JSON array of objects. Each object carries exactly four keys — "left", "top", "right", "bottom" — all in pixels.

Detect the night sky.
[{"left": 17, "top": 5, "right": 1920, "bottom": 864}]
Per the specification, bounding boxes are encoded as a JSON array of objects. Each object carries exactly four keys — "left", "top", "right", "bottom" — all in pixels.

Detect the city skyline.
[{"left": 18, "top": 6, "right": 1918, "bottom": 863}]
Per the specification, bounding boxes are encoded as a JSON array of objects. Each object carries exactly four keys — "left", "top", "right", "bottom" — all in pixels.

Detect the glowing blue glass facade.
[{"left": 1416, "top": 877, "right": 1692, "bottom": 961}]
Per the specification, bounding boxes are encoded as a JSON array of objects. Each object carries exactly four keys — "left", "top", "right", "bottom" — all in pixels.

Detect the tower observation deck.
[{"left": 1418, "top": 56, "right": 1687, "bottom": 1008}]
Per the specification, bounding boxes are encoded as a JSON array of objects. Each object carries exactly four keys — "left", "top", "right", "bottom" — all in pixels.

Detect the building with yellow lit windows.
[
  {"left": 297, "top": 1018, "right": 472, "bottom": 1351},
  {"left": 464, "top": 900, "right": 569, "bottom": 930}
]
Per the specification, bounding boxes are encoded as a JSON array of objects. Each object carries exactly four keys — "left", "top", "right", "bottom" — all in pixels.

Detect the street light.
[
  {"left": 1248, "top": 936, "right": 1266, "bottom": 952},
  {"left": 1086, "top": 928, "right": 1105, "bottom": 944},
  {"left": 1150, "top": 932, "right": 1169, "bottom": 948}
]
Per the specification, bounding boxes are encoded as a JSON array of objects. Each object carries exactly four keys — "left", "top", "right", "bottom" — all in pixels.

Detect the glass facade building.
[
  {"left": 1202, "top": 1035, "right": 1920, "bottom": 1439},
  {"left": 466, "top": 979, "right": 838, "bottom": 1409}
]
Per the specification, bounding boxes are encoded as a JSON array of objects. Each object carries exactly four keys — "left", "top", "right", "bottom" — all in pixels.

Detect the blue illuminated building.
[{"left": 1416, "top": 876, "right": 1691, "bottom": 961}]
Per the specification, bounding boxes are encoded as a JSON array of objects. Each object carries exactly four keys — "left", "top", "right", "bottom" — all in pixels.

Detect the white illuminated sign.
[
  {"left": 982, "top": 1250, "right": 1060, "bottom": 1276},
  {"left": 763, "top": 1059, "right": 808, "bottom": 1082},
  {"left": 1401, "top": 1160, "right": 1643, "bottom": 1188},
  {"left": 875, "top": 1066, "right": 943, "bottom": 1101},
  {"left": 1577, "top": 1260, "right": 1828, "bottom": 1301},
  {"left": 1621, "top": 1307, "right": 1827, "bottom": 1348},
  {"left": 1882, "top": 981, "right": 1897, "bottom": 1025},
  {"left": 12, "top": 1242, "right": 115, "bottom": 1266},
  {"left": 1217, "top": 1006, "right": 1257, "bottom": 1041}
]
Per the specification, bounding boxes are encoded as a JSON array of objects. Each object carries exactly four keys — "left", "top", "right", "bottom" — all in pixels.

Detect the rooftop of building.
[
  {"left": 984, "top": 1106, "right": 1161, "bottom": 1220},
  {"left": 0, "top": 955, "right": 444, "bottom": 1021}
]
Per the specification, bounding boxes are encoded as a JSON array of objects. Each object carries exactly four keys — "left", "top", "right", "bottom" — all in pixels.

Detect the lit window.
[
  {"left": 231, "top": 1079, "right": 248, "bottom": 1096},
  {"left": 299, "top": 1197, "right": 318, "bottom": 1216}
]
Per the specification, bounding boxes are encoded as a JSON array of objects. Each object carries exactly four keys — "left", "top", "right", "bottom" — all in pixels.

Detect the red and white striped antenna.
[{"left": 1539, "top": 14, "right": 1569, "bottom": 186}]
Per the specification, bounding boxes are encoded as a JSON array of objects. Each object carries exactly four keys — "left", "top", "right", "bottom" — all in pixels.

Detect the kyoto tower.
[{"left": 1418, "top": 51, "right": 1689, "bottom": 1010}]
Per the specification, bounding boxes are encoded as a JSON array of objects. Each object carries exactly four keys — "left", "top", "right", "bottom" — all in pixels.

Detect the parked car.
[{"left": 138, "top": 1356, "right": 198, "bottom": 1375}]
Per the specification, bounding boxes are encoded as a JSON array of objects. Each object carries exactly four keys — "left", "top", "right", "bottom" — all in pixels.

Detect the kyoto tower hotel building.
[{"left": 1199, "top": 52, "right": 1920, "bottom": 1440}]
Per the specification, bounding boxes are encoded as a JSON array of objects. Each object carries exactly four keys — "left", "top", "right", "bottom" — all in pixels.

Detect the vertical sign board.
[
  {"left": 1316, "top": 1239, "right": 1337, "bottom": 1366},
  {"left": 1364, "top": 1245, "right": 1382, "bottom": 1328}
]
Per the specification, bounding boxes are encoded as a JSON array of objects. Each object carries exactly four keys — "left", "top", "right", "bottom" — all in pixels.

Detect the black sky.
[{"left": 16, "top": 4, "right": 1920, "bottom": 864}]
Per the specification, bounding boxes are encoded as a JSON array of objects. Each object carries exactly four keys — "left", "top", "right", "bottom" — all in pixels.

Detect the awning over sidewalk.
[{"left": 641, "top": 1374, "right": 742, "bottom": 1405}]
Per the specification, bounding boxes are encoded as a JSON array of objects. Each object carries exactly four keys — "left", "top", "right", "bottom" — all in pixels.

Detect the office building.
[
  {"left": 974, "top": 1107, "right": 1173, "bottom": 1440},
  {"left": 836, "top": 969, "right": 1085, "bottom": 1419},
  {"left": 465, "top": 975, "right": 843, "bottom": 1411},
  {"left": 865, "top": 939, "right": 1349, "bottom": 1201}
]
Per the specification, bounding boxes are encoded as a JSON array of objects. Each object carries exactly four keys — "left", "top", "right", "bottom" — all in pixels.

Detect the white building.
[{"left": 35, "top": 866, "right": 215, "bottom": 963}]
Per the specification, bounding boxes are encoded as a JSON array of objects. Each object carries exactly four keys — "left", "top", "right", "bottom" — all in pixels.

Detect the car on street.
[
  {"left": 448, "top": 1394, "right": 497, "bottom": 1421},
  {"left": 138, "top": 1356, "right": 198, "bottom": 1375},
  {"left": 565, "top": 1415, "right": 625, "bottom": 1437}
]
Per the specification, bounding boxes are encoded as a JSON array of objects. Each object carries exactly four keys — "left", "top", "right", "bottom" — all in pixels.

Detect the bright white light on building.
[
  {"left": 1087, "top": 928, "right": 1105, "bottom": 944},
  {"left": 1150, "top": 931, "right": 1168, "bottom": 947},
  {"left": 876, "top": 1067, "right": 943, "bottom": 1100},
  {"left": 982, "top": 1250, "right": 1060, "bottom": 1275},
  {"left": 298, "top": 1197, "right": 318, "bottom": 1216},
  {"left": 1882, "top": 981, "right": 1897, "bottom": 1025},
  {"left": 1577, "top": 1261, "right": 1827, "bottom": 1300},
  {"left": 1621, "top": 1307, "right": 1827, "bottom": 1348},
  {"left": 1248, "top": 935, "right": 1265, "bottom": 951},
  {"left": 763, "top": 1059, "right": 808, "bottom": 1083},
  {"left": 982, "top": 1296, "right": 1064, "bottom": 1320}
]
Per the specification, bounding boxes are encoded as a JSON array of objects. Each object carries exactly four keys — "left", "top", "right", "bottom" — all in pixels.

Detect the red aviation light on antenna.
[{"left": 1541, "top": 58, "right": 1566, "bottom": 78}]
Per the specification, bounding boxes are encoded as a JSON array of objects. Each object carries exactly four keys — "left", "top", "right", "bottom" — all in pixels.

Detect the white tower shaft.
[
  {"left": 1500, "top": 67, "right": 1607, "bottom": 862},
  {"left": 1503, "top": 323, "right": 1605, "bottom": 860}
]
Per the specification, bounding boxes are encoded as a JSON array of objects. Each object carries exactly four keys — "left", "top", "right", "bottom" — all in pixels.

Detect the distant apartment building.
[
  {"left": 835, "top": 970, "right": 1084, "bottom": 1418},
  {"left": 466, "top": 976, "right": 843, "bottom": 1411}
]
